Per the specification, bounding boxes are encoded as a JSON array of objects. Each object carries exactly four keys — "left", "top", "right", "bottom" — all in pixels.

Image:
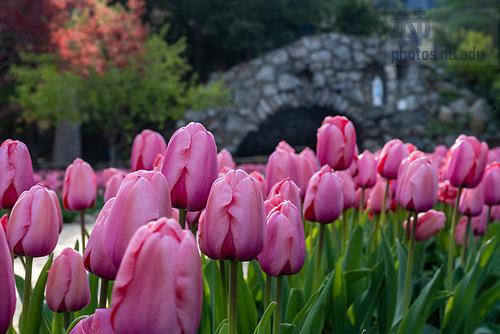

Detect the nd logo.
[{"left": 391, "top": 10, "right": 431, "bottom": 47}]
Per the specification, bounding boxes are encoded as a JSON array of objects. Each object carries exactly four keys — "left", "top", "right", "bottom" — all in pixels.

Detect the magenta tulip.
[
  {"left": 198, "top": 169, "right": 267, "bottom": 261},
  {"left": 0, "top": 139, "right": 33, "bottom": 209},
  {"left": 266, "top": 142, "right": 299, "bottom": 194},
  {"left": 445, "top": 135, "right": 488, "bottom": 188},
  {"left": 7, "top": 184, "right": 59, "bottom": 257},
  {"left": 111, "top": 218, "right": 202, "bottom": 334},
  {"left": 357, "top": 150, "right": 377, "bottom": 188},
  {"left": 84, "top": 198, "right": 118, "bottom": 280},
  {"left": 0, "top": 214, "right": 6, "bottom": 233},
  {"left": 161, "top": 122, "right": 218, "bottom": 211},
  {"left": 303, "top": 165, "right": 344, "bottom": 223},
  {"left": 217, "top": 148, "right": 236, "bottom": 171},
  {"left": 459, "top": 184, "right": 484, "bottom": 217},
  {"left": 482, "top": 163, "right": 500, "bottom": 206},
  {"left": 0, "top": 227, "right": 15, "bottom": 333},
  {"left": 336, "top": 170, "right": 356, "bottom": 210},
  {"left": 267, "top": 178, "right": 302, "bottom": 212},
  {"left": 46, "top": 247, "right": 90, "bottom": 312},
  {"left": 403, "top": 209, "right": 446, "bottom": 242},
  {"left": 396, "top": 154, "right": 439, "bottom": 212},
  {"left": 69, "top": 308, "right": 113, "bottom": 334},
  {"left": 131, "top": 129, "right": 167, "bottom": 171},
  {"left": 316, "top": 115, "right": 357, "bottom": 170},
  {"left": 377, "top": 139, "right": 410, "bottom": 180},
  {"left": 103, "top": 170, "right": 172, "bottom": 269},
  {"left": 62, "top": 158, "right": 97, "bottom": 211},
  {"left": 367, "top": 177, "right": 392, "bottom": 214},
  {"left": 258, "top": 201, "right": 305, "bottom": 276}
]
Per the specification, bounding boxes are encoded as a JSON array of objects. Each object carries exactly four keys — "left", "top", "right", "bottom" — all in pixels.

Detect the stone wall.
[{"left": 178, "top": 32, "right": 496, "bottom": 155}]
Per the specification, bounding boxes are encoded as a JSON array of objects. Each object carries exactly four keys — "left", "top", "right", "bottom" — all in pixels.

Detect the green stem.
[
  {"left": 52, "top": 312, "right": 63, "bottom": 334},
  {"left": 460, "top": 216, "right": 471, "bottom": 268},
  {"left": 273, "top": 276, "right": 283, "bottom": 334},
  {"left": 80, "top": 210, "right": 86, "bottom": 254},
  {"left": 314, "top": 224, "right": 325, "bottom": 291},
  {"left": 178, "top": 209, "right": 187, "bottom": 230},
  {"left": 358, "top": 188, "right": 365, "bottom": 226},
  {"left": 371, "top": 214, "right": 380, "bottom": 252},
  {"left": 402, "top": 211, "right": 418, "bottom": 314},
  {"left": 265, "top": 275, "right": 272, "bottom": 310},
  {"left": 402, "top": 211, "right": 412, "bottom": 244},
  {"left": 63, "top": 312, "right": 70, "bottom": 331},
  {"left": 99, "top": 279, "right": 109, "bottom": 309},
  {"left": 229, "top": 260, "right": 238, "bottom": 334},
  {"left": 219, "top": 260, "right": 228, "bottom": 320},
  {"left": 446, "top": 186, "right": 463, "bottom": 290},
  {"left": 21, "top": 257, "right": 33, "bottom": 333},
  {"left": 379, "top": 179, "right": 390, "bottom": 228}
]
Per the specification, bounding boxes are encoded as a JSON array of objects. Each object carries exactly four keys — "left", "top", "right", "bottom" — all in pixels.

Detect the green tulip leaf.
[
  {"left": 236, "top": 262, "right": 257, "bottom": 334},
  {"left": 379, "top": 230, "right": 397, "bottom": 334},
  {"left": 285, "top": 288, "right": 305, "bottom": 323},
  {"left": 15, "top": 274, "right": 25, "bottom": 302},
  {"left": 27, "top": 254, "right": 53, "bottom": 334},
  {"left": 253, "top": 301, "right": 277, "bottom": 334},
  {"left": 465, "top": 278, "right": 500, "bottom": 332}
]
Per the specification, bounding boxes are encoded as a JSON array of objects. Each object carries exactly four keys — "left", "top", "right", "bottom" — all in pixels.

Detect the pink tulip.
[
  {"left": 437, "top": 180, "right": 458, "bottom": 205},
  {"left": 153, "top": 153, "right": 165, "bottom": 170},
  {"left": 103, "top": 170, "right": 172, "bottom": 269},
  {"left": 0, "top": 227, "right": 15, "bottom": 334},
  {"left": 459, "top": 184, "right": 484, "bottom": 217},
  {"left": 490, "top": 204, "right": 500, "bottom": 222},
  {"left": 403, "top": 209, "right": 446, "bottom": 242},
  {"left": 295, "top": 150, "right": 316, "bottom": 199},
  {"left": 367, "top": 177, "right": 392, "bottom": 214},
  {"left": 249, "top": 171, "right": 267, "bottom": 198},
  {"left": 62, "top": 158, "right": 97, "bottom": 211},
  {"left": 377, "top": 139, "right": 410, "bottom": 180},
  {"left": 131, "top": 129, "right": 167, "bottom": 171},
  {"left": 0, "top": 139, "right": 33, "bottom": 209},
  {"left": 396, "top": 154, "right": 439, "bottom": 212},
  {"left": 303, "top": 165, "right": 344, "bottom": 224},
  {"left": 103, "top": 168, "right": 125, "bottom": 183},
  {"left": 161, "top": 122, "right": 218, "bottom": 211},
  {"left": 455, "top": 216, "right": 480, "bottom": 247},
  {"left": 84, "top": 198, "right": 118, "bottom": 280},
  {"left": 0, "top": 214, "right": 6, "bottom": 233},
  {"left": 299, "top": 147, "right": 318, "bottom": 172},
  {"left": 103, "top": 171, "right": 126, "bottom": 203},
  {"left": 482, "top": 163, "right": 500, "bottom": 206},
  {"left": 266, "top": 142, "right": 299, "bottom": 194},
  {"left": 111, "top": 218, "right": 202, "bottom": 334},
  {"left": 69, "top": 308, "right": 113, "bottom": 334},
  {"left": 7, "top": 184, "right": 59, "bottom": 257},
  {"left": 316, "top": 115, "right": 356, "bottom": 170},
  {"left": 267, "top": 178, "right": 301, "bottom": 213},
  {"left": 198, "top": 169, "right": 267, "bottom": 261},
  {"left": 217, "top": 148, "right": 236, "bottom": 171},
  {"left": 357, "top": 150, "right": 377, "bottom": 188},
  {"left": 336, "top": 170, "right": 356, "bottom": 210},
  {"left": 348, "top": 145, "right": 360, "bottom": 177},
  {"left": 49, "top": 189, "right": 63, "bottom": 233},
  {"left": 46, "top": 247, "right": 90, "bottom": 312},
  {"left": 471, "top": 205, "right": 488, "bottom": 236},
  {"left": 445, "top": 135, "right": 488, "bottom": 188},
  {"left": 258, "top": 201, "right": 305, "bottom": 276}
]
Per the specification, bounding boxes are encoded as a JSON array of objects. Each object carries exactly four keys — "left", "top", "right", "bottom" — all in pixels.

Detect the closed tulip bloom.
[
  {"left": 336, "top": 170, "right": 356, "bottom": 210},
  {"left": 103, "top": 170, "right": 172, "bottom": 269},
  {"left": 0, "top": 214, "right": 6, "bottom": 233},
  {"left": 84, "top": 198, "right": 118, "bottom": 280},
  {"left": 267, "top": 178, "right": 302, "bottom": 212},
  {"left": 367, "top": 177, "right": 392, "bottom": 214},
  {"left": 396, "top": 154, "right": 439, "bottom": 212},
  {"left": 249, "top": 171, "right": 267, "bottom": 197},
  {"left": 482, "top": 163, "right": 500, "bottom": 206},
  {"left": 295, "top": 150, "right": 316, "bottom": 199},
  {"left": 445, "top": 135, "right": 488, "bottom": 188},
  {"left": 316, "top": 115, "right": 356, "bottom": 170},
  {"left": 153, "top": 153, "right": 165, "bottom": 170},
  {"left": 103, "top": 171, "right": 126, "bottom": 203},
  {"left": 266, "top": 142, "right": 299, "bottom": 194},
  {"left": 198, "top": 169, "right": 267, "bottom": 261},
  {"left": 161, "top": 122, "right": 218, "bottom": 211},
  {"left": 357, "top": 150, "right": 377, "bottom": 188},
  {"left": 437, "top": 180, "right": 458, "bottom": 205},
  {"left": 46, "top": 247, "right": 90, "bottom": 312},
  {"left": 49, "top": 189, "right": 63, "bottom": 233},
  {"left": 471, "top": 205, "right": 488, "bottom": 236},
  {"left": 459, "top": 184, "right": 484, "bottom": 217},
  {"left": 303, "top": 166, "right": 344, "bottom": 224},
  {"left": 7, "top": 184, "right": 59, "bottom": 257},
  {"left": 0, "top": 139, "right": 33, "bottom": 209},
  {"left": 348, "top": 145, "right": 360, "bottom": 177},
  {"left": 111, "top": 218, "right": 202, "bottom": 334},
  {"left": 69, "top": 308, "right": 113, "bottom": 334},
  {"left": 299, "top": 147, "right": 318, "bottom": 172},
  {"left": 258, "top": 201, "right": 305, "bottom": 276},
  {"left": 377, "top": 139, "right": 410, "bottom": 180},
  {"left": 403, "top": 209, "right": 446, "bottom": 242},
  {"left": 63, "top": 158, "right": 97, "bottom": 211},
  {"left": 455, "top": 216, "right": 481, "bottom": 247},
  {"left": 217, "top": 148, "right": 236, "bottom": 171},
  {"left": 131, "top": 130, "right": 167, "bottom": 171},
  {"left": 0, "top": 227, "right": 15, "bottom": 334}
]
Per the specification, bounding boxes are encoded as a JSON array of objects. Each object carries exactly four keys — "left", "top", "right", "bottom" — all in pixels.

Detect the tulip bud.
[
  {"left": 7, "top": 184, "right": 59, "bottom": 257},
  {"left": 69, "top": 308, "right": 113, "bottom": 334},
  {"left": 153, "top": 153, "right": 165, "bottom": 170},
  {"left": 103, "top": 171, "right": 126, "bottom": 203},
  {"left": 303, "top": 165, "right": 344, "bottom": 224},
  {"left": 63, "top": 158, "right": 97, "bottom": 211},
  {"left": 46, "top": 248, "right": 90, "bottom": 312},
  {"left": 267, "top": 178, "right": 301, "bottom": 213},
  {"left": 336, "top": 170, "right": 356, "bottom": 210},
  {"left": 161, "top": 122, "right": 218, "bottom": 211},
  {"left": 0, "top": 139, "right": 33, "bottom": 209},
  {"left": 357, "top": 150, "right": 377, "bottom": 188},
  {"left": 111, "top": 218, "right": 203, "bottom": 334},
  {"left": 258, "top": 201, "right": 305, "bottom": 276},
  {"left": 445, "top": 135, "right": 488, "bottom": 188},
  {"left": 266, "top": 142, "right": 299, "bottom": 194},
  {"left": 377, "top": 139, "right": 410, "bottom": 180},
  {"left": 131, "top": 129, "right": 167, "bottom": 171},
  {"left": 367, "top": 177, "right": 392, "bottom": 214},
  {"left": 471, "top": 205, "right": 488, "bottom": 236},
  {"left": 437, "top": 180, "right": 458, "bottom": 205},
  {"left": 295, "top": 150, "right": 316, "bottom": 199},
  {"left": 198, "top": 169, "right": 267, "bottom": 261},
  {"left": 403, "top": 209, "right": 446, "bottom": 242},
  {"left": 249, "top": 171, "right": 267, "bottom": 198},
  {"left": 84, "top": 198, "right": 118, "bottom": 280},
  {"left": 0, "top": 227, "right": 15, "bottom": 334},
  {"left": 396, "top": 154, "right": 439, "bottom": 212},
  {"left": 316, "top": 115, "right": 356, "bottom": 170},
  {"left": 217, "top": 148, "right": 236, "bottom": 171},
  {"left": 0, "top": 214, "right": 7, "bottom": 233},
  {"left": 482, "top": 163, "right": 500, "bottom": 206},
  {"left": 459, "top": 184, "right": 484, "bottom": 217},
  {"left": 103, "top": 170, "right": 172, "bottom": 269}
]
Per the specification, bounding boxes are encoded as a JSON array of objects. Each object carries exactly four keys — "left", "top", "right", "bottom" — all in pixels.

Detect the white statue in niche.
[{"left": 372, "top": 75, "right": 383, "bottom": 106}]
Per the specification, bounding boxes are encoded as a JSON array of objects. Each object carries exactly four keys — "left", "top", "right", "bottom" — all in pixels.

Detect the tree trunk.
[{"left": 52, "top": 119, "right": 81, "bottom": 167}]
